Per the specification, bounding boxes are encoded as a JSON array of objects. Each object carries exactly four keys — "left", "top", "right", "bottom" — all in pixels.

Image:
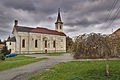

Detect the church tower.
[{"left": 55, "top": 8, "right": 63, "bottom": 32}]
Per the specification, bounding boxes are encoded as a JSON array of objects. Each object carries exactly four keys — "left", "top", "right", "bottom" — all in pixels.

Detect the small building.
[
  {"left": 113, "top": 28, "right": 120, "bottom": 35},
  {"left": 6, "top": 9, "right": 66, "bottom": 54},
  {"left": 0, "top": 44, "right": 4, "bottom": 51}
]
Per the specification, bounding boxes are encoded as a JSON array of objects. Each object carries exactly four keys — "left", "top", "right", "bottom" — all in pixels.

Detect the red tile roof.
[
  {"left": 113, "top": 28, "right": 120, "bottom": 34},
  {"left": 31, "top": 27, "right": 66, "bottom": 36},
  {"left": 0, "top": 44, "right": 4, "bottom": 49}
]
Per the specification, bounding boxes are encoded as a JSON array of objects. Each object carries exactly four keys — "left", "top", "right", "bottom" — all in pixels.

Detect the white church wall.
[{"left": 14, "top": 31, "right": 66, "bottom": 54}]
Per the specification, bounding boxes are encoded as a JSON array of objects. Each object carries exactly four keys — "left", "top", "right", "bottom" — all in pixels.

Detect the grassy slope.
[
  {"left": 0, "top": 57, "right": 48, "bottom": 71},
  {"left": 28, "top": 60, "right": 120, "bottom": 80},
  {"left": 5, "top": 55, "right": 35, "bottom": 61}
]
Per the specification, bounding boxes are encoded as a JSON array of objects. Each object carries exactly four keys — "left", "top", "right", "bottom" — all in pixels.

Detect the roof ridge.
[
  {"left": 15, "top": 26, "right": 66, "bottom": 36},
  {"left": 36, "top": 27, "right": 64, "bottom": 33},
  {"left": 17, "top": 26, "right": 35, "bottom": 29}
]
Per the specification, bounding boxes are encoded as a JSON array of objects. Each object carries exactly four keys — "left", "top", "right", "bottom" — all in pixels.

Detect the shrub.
[
  {"left": 1, "top": 44, "right": 10, "bottom": 56},
  {"left": 73, "top": 33, "right": 120, "bottom": 59}
]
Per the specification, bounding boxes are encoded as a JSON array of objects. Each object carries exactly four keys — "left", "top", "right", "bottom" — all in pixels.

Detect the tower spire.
[
  {"left": 56, "top": 8, "right": 63, "bottom": 23},
  {"left": 55, "top": 8, "right": 63, "bottom": 32}
]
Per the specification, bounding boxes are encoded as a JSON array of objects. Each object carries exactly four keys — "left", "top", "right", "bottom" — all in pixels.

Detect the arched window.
[
  {"left": 22, "top": 39, "right": 25, "bottom": 48},
  {"left": 56, "top": 26, "right": 58, "bottom": 29},
  {"left": 10, "top": 42, "right": 11, "bottom": 45},
  {"left": 45, "top": 40, "right": 47, "bottom": 48},
  {"left": 60, "top": 25, "right": 62, "bottom": 29},
  {"left": 53, "top": 40, "right": 56, "bottom": 48},
  {"left": 35, "top": 40, "right": 38, "bottom": 48},
  {"left": 9, "top": 49, "right": 11, "bottom": 52}
]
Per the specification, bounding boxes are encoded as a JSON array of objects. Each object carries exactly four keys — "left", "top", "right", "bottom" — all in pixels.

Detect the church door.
[{"left": 45, "top": 49, "right": 47, "bottom": 53}]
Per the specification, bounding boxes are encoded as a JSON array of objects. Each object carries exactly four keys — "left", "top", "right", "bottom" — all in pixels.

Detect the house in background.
[
  {"left": 111, "top": 28, "right": 120, "bottom": 37},
  {"left": 6, "top": 9, "right": 66, "bottom": 54},
  {"left": 0, "top": 44, "right": 4, "bottom": 51},
  {"left": 112, "top": 28, "right": 120, "bottom": 34}
]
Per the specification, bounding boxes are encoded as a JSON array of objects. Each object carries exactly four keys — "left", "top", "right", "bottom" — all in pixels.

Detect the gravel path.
[
  {"left": 0, "top": 54, "right": 119, "bottom": 80},
  {"left": 0, "top": 54, "right": 73, "bottom": 80}
]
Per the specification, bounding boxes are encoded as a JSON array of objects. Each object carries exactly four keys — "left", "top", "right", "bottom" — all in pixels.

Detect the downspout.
[
  {"left": 28, "top": 32, "right": 30, "bottom": 54},
  {"left": 19, "top": 36, "right": 21, "bottom": 54}
]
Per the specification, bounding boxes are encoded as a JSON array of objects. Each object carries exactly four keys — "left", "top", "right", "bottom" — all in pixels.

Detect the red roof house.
[{"left": 0, "top": 44, "right": 4, "bottom": 50}]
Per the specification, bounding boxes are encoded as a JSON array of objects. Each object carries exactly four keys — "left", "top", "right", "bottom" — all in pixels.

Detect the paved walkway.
[{"left": 0, "top": 54, "right": 119, "bottom": 80}]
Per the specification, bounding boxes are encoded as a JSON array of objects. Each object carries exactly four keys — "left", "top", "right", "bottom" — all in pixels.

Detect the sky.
[{"left": 0, "top": 0, "right": 120, "bottom": 40}]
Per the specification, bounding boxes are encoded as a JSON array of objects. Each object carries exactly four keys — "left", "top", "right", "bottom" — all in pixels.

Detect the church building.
[{"left": 6, "top": 9, "right": 66, "bottom": 54}]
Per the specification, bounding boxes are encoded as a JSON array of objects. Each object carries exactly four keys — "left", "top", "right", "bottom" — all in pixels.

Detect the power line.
[
  {"left": 105, "top": 0, "right": 119, "bottom": 24},
  {"left": 102, "top": 0, "right": 120, "bottom": 33},
  {"left": 107, "top": 5, "right": 120, "bottom": 28}
]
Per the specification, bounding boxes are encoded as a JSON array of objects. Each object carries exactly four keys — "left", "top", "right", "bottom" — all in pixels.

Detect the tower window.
[
  {"left": 53, "top": 41, "right": 56, "bottom": 48},
  {"left": 45, "top": 40, "right": 47, "bottom": 48},
  {"left": 60, "top": 25, "right": 62, "bottom": 29},
  {"left": 56, "top": 26, "right": 58, "bottom": 29},
  {"left": 35, "top": 40, "right": 38, "bottom": 48},
  {"left": 56, "top": 25, "right": 58, "bottom": 29},
  {"left": 22, "top": 39, "right": 25, "bottom": 48}
]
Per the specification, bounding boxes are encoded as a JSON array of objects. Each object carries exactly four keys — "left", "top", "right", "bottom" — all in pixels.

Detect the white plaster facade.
[
  {"left": 7, "top": 31, "right": 66, "bottom": 54},
  {"left": 6, "top": 42, "right": 15, "bottom": 53}
]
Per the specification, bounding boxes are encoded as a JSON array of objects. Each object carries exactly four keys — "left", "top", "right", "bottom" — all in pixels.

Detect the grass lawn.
[
  {"left": 5, "top": 55, "right": 35, "bottom": 61},
  {"left": 19, "top": 52, "right": 67, "bottom": 56},
  {"left": 0, "top": 57, "right": 48, "bottom": 71},
  {"left": 28, "top": 60, "right": 120, "bottom": 80}
]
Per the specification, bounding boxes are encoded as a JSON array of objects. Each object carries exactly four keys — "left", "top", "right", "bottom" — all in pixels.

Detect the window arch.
[
  {"left": 9, "top": 49, "right": 11, "bottom": 53},
  {"left": 22, "top": 39, "right": 25, "bottom": 48},
  {"left": 45, "top": 40, "right": 47, "bottom": 48},
  {"left": 60, "top": 25, "right": 62, "bottom": 29},
  {"left": 53, "top": 40, "right": 56, "bottom": 48},
  {"left": 56, "top": 26, "right": 58, "bottom": 29},
  {"left": 35, "top": 40, "right": 38, "bottom": 48},
  {"left": 10, "top": 42, "right": 11, "bottom": 45}
]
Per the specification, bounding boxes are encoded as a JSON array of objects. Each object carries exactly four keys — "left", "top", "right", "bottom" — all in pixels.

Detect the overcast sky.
[{"left": 0, "top": 0, "right": 120, "bottom": 40}]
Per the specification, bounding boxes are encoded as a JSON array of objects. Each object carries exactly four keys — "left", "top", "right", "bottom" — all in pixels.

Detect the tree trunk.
[{"left": 105, "top": 54, "right": 109, "bottom": 76}]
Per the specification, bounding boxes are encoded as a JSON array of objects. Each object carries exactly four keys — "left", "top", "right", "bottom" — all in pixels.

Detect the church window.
[
  {"left": 45, "top": 40, "right": 47, "bottom": 48},
  {"left": 10, "top": 42, "right": 11, "bottom": 45},
  {"left": 22, "top": 39, "right": 25, "bottom": 48},
  {"left": 53, "top": 40, "right": 56, "bottom": 48},
  {"left": 35, "top": 40, "right": 38, "bottom": 48}
]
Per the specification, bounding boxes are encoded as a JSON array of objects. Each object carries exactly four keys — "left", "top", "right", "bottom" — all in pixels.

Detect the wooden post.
[{"left": 105, "top": 53, "right": 109, "bottom": 76}]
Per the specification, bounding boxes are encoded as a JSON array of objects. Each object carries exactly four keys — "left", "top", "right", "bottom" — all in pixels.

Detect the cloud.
[
  {"left": 1, "top": 0, "right": 35, "bottom": 11},
  {"left": 0, "top": 0, "right": 120, "bottom": 40}
]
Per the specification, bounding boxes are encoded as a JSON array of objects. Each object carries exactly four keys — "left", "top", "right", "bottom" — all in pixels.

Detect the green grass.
[
  {"left": 0, "top": 57, "right": 48, "bottom": 71},
  {"left": 19, "top": 52, "right": 67, "bottom": 56},
  {"left": 5, "top": 55, "right": 35, "bottom": 61},
  {"left": 28, "top": 60, "right": 120, "bottom": 80},
  {"left": 28, "top": 71, "right": 48, "bottom": 80}
]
